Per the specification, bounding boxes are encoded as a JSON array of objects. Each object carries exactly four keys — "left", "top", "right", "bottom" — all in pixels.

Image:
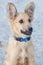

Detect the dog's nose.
[{"left": 29, "top": 27, "right": 33, "bottom": 32}]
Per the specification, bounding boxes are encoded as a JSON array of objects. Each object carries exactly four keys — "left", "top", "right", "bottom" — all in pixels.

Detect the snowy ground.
[{"left": 0, "top": 0, "right": 43, "bottom": 65}]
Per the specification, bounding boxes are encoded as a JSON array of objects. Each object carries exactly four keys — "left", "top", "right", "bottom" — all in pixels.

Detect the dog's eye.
[
  {"left": 28, "top": 19, "right": 31, "bottom": 23},
  {"left": 19, "top": 19, "right": 24, "bottom": 24}
]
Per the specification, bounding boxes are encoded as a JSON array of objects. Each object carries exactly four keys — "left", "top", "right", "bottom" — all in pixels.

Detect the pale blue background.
[{"left": 0, "top": 0, "right": 43, "bottom": 65}]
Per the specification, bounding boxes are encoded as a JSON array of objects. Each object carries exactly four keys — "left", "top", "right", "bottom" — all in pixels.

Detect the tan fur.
[
  {"left": 0, "top": 2, "right": 35, "bottom": 65},
  {"left": 0, "top": 42, "right": 7, "bottom": 51}
]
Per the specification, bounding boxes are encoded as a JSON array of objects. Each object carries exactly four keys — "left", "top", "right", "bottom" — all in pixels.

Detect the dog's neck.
[{"left": 14, "top": 36, "right": 31, "bottom": 42}]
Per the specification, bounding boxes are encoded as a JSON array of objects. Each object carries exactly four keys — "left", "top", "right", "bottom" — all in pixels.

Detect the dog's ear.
[
  {"left": 7, "top": 3, "right": 17, "bottom": 20},
  {"left": 24, "top": 2, "right": 35, "bottom": 21}
]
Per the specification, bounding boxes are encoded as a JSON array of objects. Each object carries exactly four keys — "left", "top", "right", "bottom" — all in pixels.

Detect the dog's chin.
[{"left": 21, "top": 30, "right": 32, "bottom": 36}]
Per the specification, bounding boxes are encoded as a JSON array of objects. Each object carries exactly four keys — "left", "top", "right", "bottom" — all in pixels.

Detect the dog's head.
[{"left": 7, "top": 2, "right": 35, "bottom": 37}]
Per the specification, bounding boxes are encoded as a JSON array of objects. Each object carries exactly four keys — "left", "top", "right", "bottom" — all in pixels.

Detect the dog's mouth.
[{"left": 21, "top": 27, "right": 33, "bottom": 35}]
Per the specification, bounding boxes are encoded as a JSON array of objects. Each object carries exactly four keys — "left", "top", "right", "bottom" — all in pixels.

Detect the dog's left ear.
[
  {"left": 24, "top": 2, "right": 35, "bottom": 21},
  {"left": 7, "top": 2, "right": 17, "bottom": 20}
]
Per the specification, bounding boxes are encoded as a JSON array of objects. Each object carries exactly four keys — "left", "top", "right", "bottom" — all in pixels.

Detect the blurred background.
[{"left": 0, "top": 0, "right": 43, "bottom": 65}]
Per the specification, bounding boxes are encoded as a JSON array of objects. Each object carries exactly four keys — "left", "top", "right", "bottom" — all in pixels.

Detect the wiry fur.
[{"left": 0, "top": 2, "right": 35, "bottom": 65}]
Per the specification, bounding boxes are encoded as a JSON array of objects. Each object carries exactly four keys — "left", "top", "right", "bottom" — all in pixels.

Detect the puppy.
[{"left": 0, "top": 2, "right": 35, "bottom": 65}]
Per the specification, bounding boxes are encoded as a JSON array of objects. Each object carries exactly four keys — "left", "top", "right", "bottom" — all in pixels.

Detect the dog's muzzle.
[{"left": 21, "top": 27, "right": 33, "bottom": 35}]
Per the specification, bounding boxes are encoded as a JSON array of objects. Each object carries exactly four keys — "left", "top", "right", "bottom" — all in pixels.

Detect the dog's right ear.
[{"left": 7, "top": 3, "right": 17, "bottom": 20}]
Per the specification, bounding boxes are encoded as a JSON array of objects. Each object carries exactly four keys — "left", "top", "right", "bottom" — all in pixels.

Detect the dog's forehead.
[{"left": 16, "top": 13, "right": 29, "bottom": 20}]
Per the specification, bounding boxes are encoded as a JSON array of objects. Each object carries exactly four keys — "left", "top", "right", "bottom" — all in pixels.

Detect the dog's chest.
[
  {"left": 16, "top": 40, "right": 33, "bottom": 65},
  {"left": 16, "top": 42, "right": 29, "bottom": 65}
]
